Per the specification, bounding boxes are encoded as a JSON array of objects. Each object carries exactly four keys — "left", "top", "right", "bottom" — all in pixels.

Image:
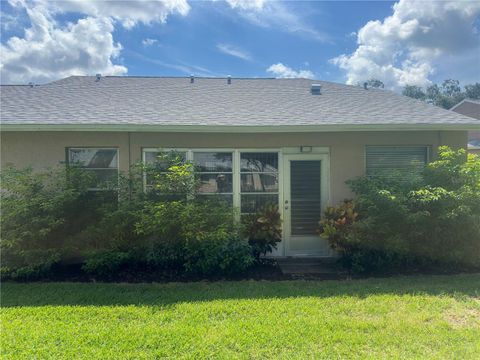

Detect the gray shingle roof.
[{"left": 1, "top": 76, "right": 478, "bottom": 130}]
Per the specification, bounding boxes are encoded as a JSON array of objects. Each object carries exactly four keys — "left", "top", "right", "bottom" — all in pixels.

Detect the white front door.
[{"left": 283, "top": 153, "right": 331, "bottom": 256}]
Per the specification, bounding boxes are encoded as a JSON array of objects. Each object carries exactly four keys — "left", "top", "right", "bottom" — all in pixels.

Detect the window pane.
[
  {"left": 196, "top": 194, "right": 233, "bottom": 205},
  {"left": 241, "top": 173, "right": 278, "bottom": 192},
  {"left": 144, "top": 151, "right": 186, "bottom": 171},
  {"left": 84, "top": 169, "right": 118, "bottom": 189},
  {"left": 197, "top": 173, "right": 232, "bottom": 193},
  {"left": 241, "top": 152, "right": 278, "bottom": 172},
  {"left": 69, "top": 149, "right": 117, "bottom": 168},
  {"left": 241, "top": 194, "right": 278, "bottom": 214},
  {"left": 194, "top": 152, "right": 232, "bottom": 172}
]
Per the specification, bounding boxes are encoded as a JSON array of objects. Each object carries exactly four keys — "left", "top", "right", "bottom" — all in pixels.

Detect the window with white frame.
[
  {"left": 143, "top": 150, "right": 187, "bottom": 191},
  {"left": 193, "top": 151, "right": 233, "bottom": 204},
  {"left": 67, "top": 148, "right": 119, "bottom": 190},
  {"left": 240, "top": 152, "right": 279, "bottom": 214},
  {"left": 366, "top": 146, "right": 429, "bottom": 179},
  {"left": 142, "top": 149, "right": 280, "bottom": 212}
]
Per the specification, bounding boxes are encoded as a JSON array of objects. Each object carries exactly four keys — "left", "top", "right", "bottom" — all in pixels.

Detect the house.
[
  {"left": 450, "top": 98, "right": 480, "bottom": 154},
  {"left": 1, "top": 76, "right": 479, "bottom": 257}
]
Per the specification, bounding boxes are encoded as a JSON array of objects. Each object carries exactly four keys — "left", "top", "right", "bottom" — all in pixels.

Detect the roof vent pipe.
[
  {"left": 95, "top": 73, "right": 101, "bottom": 82},
  {"left": 363, "top": 82, "right": 368, "bottom": 90},
  {"left": 190, "top": 74, "right": 194, "bottom": 83},
  {"left": 311, "top": 83, "right": 321, "bottom": 95},
  {"left": 227, "top": 75, "right": 231, "bottom": 85}
]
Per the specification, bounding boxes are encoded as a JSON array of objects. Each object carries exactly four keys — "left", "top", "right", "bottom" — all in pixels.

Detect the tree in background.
[
  {"left": 366, "top": 79, "right": 384, "bottom": 89},
  {"left": 402, "top": 79, "right": 480, "bottom": 109},
  {"left": 402, "top": 85, "right": 426, "bottom": 101}
]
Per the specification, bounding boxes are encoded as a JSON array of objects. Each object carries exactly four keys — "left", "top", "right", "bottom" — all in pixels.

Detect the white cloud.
[
  {"left": 267, "top": 63, "right": 314, "bottom": 79},
  {"left": 216, "top": 43, "right": 252, "bottom": 61},
  {"left": 41, "top": 0, "right": 190, "bottom": 29},
  {"left": 331, "top": 0, "right": 480, "bottom": 90},
  {"left": 142, "top": 38, "right": 158, "bottom": 47},
  {"left": 1, "top": 8, "right": 126, "bottom": 84},
  {"left": 1, "top": 10, "right": 20, "bottom": 31},
  {"left": 1, "top": 0, "right": 190, "bottom": 84},
  {"left": 225, "top": 0, "right": 329, "bottom": 42},
  {"left": 225, "top": 0, "right": 265, "bottom": 11}
]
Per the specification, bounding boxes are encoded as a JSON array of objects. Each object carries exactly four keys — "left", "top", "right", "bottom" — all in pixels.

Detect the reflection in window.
[
  {"left": 240, "top": 152, "right": 279, "bottom": 214},
  {"left": 67, "top": 148, "right": 118, "bottom": 190},
  {"left": 194, "top": 152, "right": 233, "bottom": 203}
]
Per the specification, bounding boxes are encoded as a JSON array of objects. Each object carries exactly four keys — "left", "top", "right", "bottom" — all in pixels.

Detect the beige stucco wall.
[{"left": 1, "top": 130, "right": 468, "bottom": 205}]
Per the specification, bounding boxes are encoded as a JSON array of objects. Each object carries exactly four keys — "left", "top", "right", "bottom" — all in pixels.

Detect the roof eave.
[{"left": 2, "top": 123, "right": 480, "bottom": 132}]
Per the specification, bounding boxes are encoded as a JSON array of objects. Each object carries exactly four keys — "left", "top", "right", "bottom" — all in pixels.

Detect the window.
[
  {"left": 194, "top": 152, "right": 233, "bottom": 204},
  {"left": 366, "top": 146, "right": 429, "bottom": 179},
  {"left": 67, "top": 148, "right": 118, "bottom": 190},
  {"left": 240, "top": 152, "right": 279, "bottom": 214},
  {"left": 143, "top": 150, "right": 187, "bottom": 191},
  {"left": 141, "top": 149, "right": 280, "bottom": 212}
]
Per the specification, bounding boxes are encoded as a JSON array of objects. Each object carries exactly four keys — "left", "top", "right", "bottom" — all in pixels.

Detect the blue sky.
[
  {"left": 1, "top": 1, "right": 479, "bottom": 90},
  {"left": 117, "top": 1, "right": 394, "bottom": 82}
]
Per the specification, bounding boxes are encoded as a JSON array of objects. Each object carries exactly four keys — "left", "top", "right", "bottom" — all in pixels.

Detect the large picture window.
[
  {"left": 67, "top": 148, "right": 118, "bottom": 190},
  {"left": 366, "top": 146, "right": 429, "bottom": 179},
  {"left": 142, "top": 149, "right": 280, "bottom": 213}
]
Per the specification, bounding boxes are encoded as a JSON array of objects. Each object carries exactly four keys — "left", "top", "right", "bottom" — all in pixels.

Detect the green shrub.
[
  {"left": 0, "top": 166, "right": 108, "bottom": 275},
  {"left": 1, "top": 251, "right": 61, "bottom": 281},
  {"left": 242, "top": 204, "right": 282, "bottom": 259},
  {"left": 135, "top": 197, "right": 239, "bottom": 270},
  {"left": 321, "top": 147, "right": 480, "bottom": 274},
  {"left": 1, "top": 154, "right": 257, "bottom": 281},
  {"left": 82, "top": 251, "right": 137, "bottom": 280},
  {"left": 184, "top": 230, "right": 254, "bottom": 276}
]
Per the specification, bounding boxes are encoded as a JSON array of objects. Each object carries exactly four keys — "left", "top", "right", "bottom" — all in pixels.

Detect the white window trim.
[
  {"left": 67, "top": 147, "right": 119, "bottom": 191},
  {"left": 142, "top": 148, "right": 282, "bottom": 217}
]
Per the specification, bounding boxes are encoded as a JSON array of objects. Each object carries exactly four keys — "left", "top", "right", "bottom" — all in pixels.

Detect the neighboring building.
[
  {"left": 450, "top": 98, "right": 480, "bottom": 154},
  {"left": 1, "top": 76, "right": 479, "bottom": 257}
]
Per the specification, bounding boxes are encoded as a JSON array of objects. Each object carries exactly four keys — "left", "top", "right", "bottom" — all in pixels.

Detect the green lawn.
[{"left": 1, "top": 275, "right": 480, "bottom": 359}]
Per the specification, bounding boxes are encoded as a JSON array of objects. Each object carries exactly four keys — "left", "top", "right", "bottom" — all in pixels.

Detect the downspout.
[
  {"left": 436, "top": 130, "right": 443, "bottom": 159},
  {"left": 128, "top": 131, "right": 132, "bottom": 167},
  {"left": 128, "top": 131, "right": 132, "bottom": 200}
]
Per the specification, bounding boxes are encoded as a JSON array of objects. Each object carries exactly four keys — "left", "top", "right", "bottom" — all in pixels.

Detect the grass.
[{"left": 1, "top": 274, "right": 480, "bottom": 359}]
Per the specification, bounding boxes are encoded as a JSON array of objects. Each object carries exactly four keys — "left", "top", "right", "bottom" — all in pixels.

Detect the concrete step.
[{"left": 276, "top": 257, "right": 339, "bottom": 275}]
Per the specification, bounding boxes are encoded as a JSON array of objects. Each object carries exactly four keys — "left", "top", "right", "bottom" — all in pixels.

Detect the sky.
[{"left": 1, "top": 0, "right": 479, "bottom": 91}]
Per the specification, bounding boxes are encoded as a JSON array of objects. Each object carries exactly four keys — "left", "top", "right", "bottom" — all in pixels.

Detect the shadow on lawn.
[{"left": 2, "top": 274, "right": 479, "bottom": 308}]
